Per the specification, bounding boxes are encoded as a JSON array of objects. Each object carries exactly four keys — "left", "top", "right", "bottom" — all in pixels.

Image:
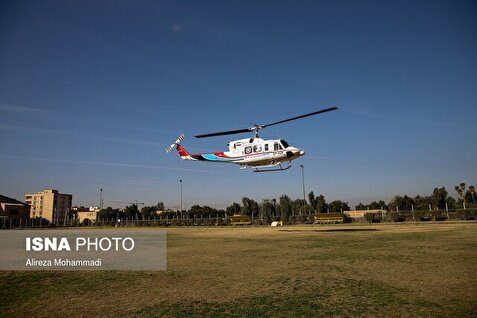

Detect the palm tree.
[
  {"left": 469, "top": 185, "right": 476, "bottom": 204},
  {"left": 455, "top": 183, "right": 466, "bottom": 209}
]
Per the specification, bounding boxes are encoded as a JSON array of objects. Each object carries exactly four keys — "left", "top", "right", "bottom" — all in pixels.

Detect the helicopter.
[{"left": 166, "top": 106, "right": 338, "bottom": 172}]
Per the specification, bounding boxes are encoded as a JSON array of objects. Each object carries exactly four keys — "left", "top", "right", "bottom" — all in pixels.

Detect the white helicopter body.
[{"left": 166, "top": 106, "right": 337, "bottom": 172}]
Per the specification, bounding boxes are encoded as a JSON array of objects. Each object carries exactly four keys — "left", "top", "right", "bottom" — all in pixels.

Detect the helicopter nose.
[
  {"left": 287, "top": 148, "right": 305, "bottom": 158},
  {"left": 291, "top": 149, "right": 304, "bottom": 157}
]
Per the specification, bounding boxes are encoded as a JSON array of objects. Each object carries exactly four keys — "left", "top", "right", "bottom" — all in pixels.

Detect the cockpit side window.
[{"left": 274, "top": 142, "right": 282, "bottom": 151}]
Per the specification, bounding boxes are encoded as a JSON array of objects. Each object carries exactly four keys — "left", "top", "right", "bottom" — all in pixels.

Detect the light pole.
[
  {"left": 300, "top": 164, "right": 306, "bottom": 215},
  {"left": 99, "top": 188, "right": 103, "bottom": 209},
  {"left": 180, "top": 179, "right": 183, "bottom": 221}
]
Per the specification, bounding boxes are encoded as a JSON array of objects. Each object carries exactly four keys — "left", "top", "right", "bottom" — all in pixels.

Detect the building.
[
  {"left": 76, "top": 207, "right": 99, "bottom": 223},
  {"left": 344, "top": 209, "right": 386, "bottom": 220},
  {"left": 25, "top": 189, "right": 72, "bottom": 224},
  {"left": 0, "top": 194, "right": 31, "bottom": 226}
]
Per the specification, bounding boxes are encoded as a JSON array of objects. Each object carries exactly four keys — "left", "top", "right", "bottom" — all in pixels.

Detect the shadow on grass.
[{"left": 279, "top": 228, "right": 379, "bottom": 232}]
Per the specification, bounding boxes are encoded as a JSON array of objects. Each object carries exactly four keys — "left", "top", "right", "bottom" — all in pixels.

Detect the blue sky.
[{"left": 1, "top": 0, "right": 476, "bottom": 209}]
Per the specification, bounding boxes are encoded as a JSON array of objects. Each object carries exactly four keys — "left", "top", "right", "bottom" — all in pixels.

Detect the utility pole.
[
  {"left": 300, "top": 165, "right": 306, "bottom": 215},
  {"left": 99, "top": 188, "right": 103, "bottom": 209},
  {"left": 180, "top": 179, "right": 183, "bottom": 221},
  {"left": 98, "top": 188, "right": 103, "bottom": 223}
]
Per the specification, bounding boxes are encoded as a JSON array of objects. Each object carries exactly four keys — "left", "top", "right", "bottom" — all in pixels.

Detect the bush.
[
  {"left": 364, "top": 212, "right": 381, "bottom": 223},
  {"left": 393, "top": 215, "right": 406, "bottom": 222},
  {"left": 420, "top": 215, "right": 432, "bottom": 221}
]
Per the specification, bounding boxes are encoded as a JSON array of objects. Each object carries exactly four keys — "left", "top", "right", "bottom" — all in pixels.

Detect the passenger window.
[{"left": 265, "top": 144, "right": 269, "bottom": 151}]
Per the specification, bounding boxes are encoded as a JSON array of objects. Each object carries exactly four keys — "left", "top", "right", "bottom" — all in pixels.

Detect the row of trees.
[
  {"left": 96, "top": 182, "right": 476, "bottom": 222},
  {"left": 98, "top": 202, "right": 165, "bottom": 221},
  {"left": 357, "top": 184, "right": 476, "bottom": 212}
]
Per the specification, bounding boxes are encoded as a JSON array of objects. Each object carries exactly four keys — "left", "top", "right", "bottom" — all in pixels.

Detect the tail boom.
[{"left": 176, "top": 144, "right": 197, "bottom": 161}]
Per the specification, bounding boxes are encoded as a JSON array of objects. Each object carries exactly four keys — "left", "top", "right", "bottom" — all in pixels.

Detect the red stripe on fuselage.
[{"left": 214, "top": 152, "right": 231, "bottom": 158}]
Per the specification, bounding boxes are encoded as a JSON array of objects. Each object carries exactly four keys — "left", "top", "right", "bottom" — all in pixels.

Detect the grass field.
[{"left": 1, "top": 222, "right": 476, "bottom": 317}]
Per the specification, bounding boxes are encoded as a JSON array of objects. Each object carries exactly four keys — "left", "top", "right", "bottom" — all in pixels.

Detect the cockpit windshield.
[{"left": 280, "top": 140, "right": 289, "bottom": 148}]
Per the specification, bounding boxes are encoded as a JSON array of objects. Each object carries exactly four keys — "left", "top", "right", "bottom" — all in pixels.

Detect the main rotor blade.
[
  {"left": 195, "top": 128, "right": 252, "bottom": 138},
  {"left": 262, "top": 106, "right": 338, "bottom": 128},
  {"left": 194, "top": 106, "right": 338, "bottom": 138}
]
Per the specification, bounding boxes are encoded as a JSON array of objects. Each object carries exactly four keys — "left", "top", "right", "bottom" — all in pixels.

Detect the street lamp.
[
  {"left": 300, "top": 164, "right": 306, "bottom": 215},
  {"left": 180, "top": 179, "right": 183, "bottom": 221},
  {"left": 99, "top": 188, "right": 103, "bottom": 209}
]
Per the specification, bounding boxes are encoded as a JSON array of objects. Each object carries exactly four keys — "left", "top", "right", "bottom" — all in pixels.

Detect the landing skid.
[{"left": 253, "top": 163, "right": 291, "bottom": 173}]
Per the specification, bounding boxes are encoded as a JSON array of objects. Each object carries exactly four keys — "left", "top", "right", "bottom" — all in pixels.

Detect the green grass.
[
  {"left": 136, "top": 278, "right": 440, "bottom": 318},
  {"left": 1, "top": 222, "right": 476, "bottom": 317}
]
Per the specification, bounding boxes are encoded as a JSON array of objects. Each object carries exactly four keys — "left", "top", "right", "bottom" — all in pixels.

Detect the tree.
[
  {"left": 189, "top": 205, "right": 203, "bottom": 218},
  {"left": 445, "top": 196, "right": 456, "bottom": 210},
  {"left": 467, "top": 185, "right": 475, "bottom": 204},
  {"left": 308, "top": 192, "right": 327, "bottom": 213},
  {"left": 431, "top": 187, "right": 448, "bottom": 210},
  {"left": 414, "top": 195, "right": 432, "bottom": 211},
  {"left": 272, "top": 198, "right": 277, "bottom": 218},
  {"left": 124, "top": 204, "right": 140, "bottom": 219},
  {"left": 455, "top": 183, "right": 466, "bottom": 209},
  {"left": 328, "top": 200, "right": 350, "bottom": 213},
  {"left": 156, "top": 202, "right": 165, "bottom": 211},
  {"left": 99, "top": 207, "right": 122, "bottom": 221},
  {"left": 278, "top": 195, "right": 292, "bottom": 220},
  {"left": 201, "top": 206, "right": 217, "bottom": 218},
  {"left": 315, "top": 195, "right": 327, "bottom": 213},
  {"left": 368, "top": 200, "right": 387, "bottom": 210},
  {"left": 141, "top": 206, "right": 157, "bottom": 219},
  {"left": 226, "top": 202, "right": 241, "bottom": 216},
  {"left": 259, "top": 200, "right": 275, "bottom": 222},
  {"left": 241, "top": 197, "right": 259, "bottom": 218},
  {"left": 355, "top": 203, "right": 367, "bottom": 210},
  {"left": 291, "top": 199, "right": 306, "bottom": 216},
  {"left": 308, "top": 191, "right": 316, "bottom": 211},
  {"left": 388, "top": 195, "right": 414, "bottom": 211}
]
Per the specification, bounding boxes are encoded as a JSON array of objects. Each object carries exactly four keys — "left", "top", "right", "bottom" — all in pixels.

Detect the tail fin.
[
  {"left": 166, "top": 133, "right": 185, "bottom": 153},
  {"left": 176, "top": 144, "right": 190, "bottom": 158}
]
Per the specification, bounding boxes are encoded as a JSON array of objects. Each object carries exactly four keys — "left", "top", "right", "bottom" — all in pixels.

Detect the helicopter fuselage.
[
  {"left": 176, "top": 137, "right": 305, "bottom": 169},
  {"left": 166, "top": 106, "right": 337, "bottom": 172}
]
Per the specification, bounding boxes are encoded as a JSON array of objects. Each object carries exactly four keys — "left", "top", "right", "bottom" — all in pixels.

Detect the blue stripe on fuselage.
[{"left": 201, "top": 154, "right": 242, "bottom": 161}]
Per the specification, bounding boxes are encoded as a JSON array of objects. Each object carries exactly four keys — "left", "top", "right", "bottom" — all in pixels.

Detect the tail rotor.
[{"left": 166, "top": 133, "right": 185, "bottom": 153}]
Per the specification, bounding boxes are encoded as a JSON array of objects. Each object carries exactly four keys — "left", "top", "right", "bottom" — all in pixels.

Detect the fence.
[
  {"left": 361, "top": 209, "right": 477, "bottom": 223},
  {"left": 1, "top": 209, "right": 476, "bottom": 229}
]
